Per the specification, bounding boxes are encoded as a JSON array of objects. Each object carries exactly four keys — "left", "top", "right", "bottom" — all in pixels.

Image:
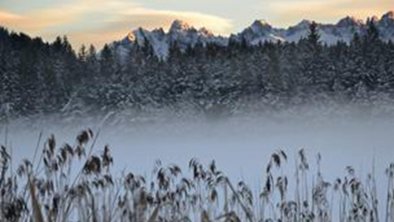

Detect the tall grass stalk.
[{"left": 0, "top": 129, "right": 392, "bottom": 221}]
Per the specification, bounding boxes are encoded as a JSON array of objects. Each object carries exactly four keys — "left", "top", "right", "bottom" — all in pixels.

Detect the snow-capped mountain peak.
[
  {"left": 125, "top": 28, "right": 147, "bottom": 44},
  {"left": 337, "top": 16, "right": 363, "bottom": 27},
  {"left": 250, "top": 19, "right": 272, "bottom": 32},
  {"left": 228, "top": 19, "right": 284, "bottom": 45},
  {"left": 381, "top": 11, "right": 394, "bottom": 26},
  {"left": 167, "top": 20, "right": 222, "bottom": 49},
  {"left": 369, "top": 16, "right": 380, "bottom": 23},
  {"left": 295, "top": 19, "right": 313, "bottom": 29},
  {"left": 382, "top": 11, "right": 394, "bottom": 20},
  {"left": 378, "top": 11, "right": 394, "bottom": 41},
  {"left": 115, "top": 19, "right": 227, "bottom": 59},
  {"left": 198, "top": 27, "right": 214, "bottom": 37},
  {"left": 169, "top": 20, "right": 192, "bottom": 33},
  {"left": 114, "top": 11, "right": 394, "bottom": 59}
]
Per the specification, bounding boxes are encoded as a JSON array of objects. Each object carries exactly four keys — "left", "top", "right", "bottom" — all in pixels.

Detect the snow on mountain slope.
[
  {"left": 230, "top": 20, "right": 285, "bottom": 45},
  {"left": 113, "top": 11, "right": 394, "bottom": 59},
  {"left": 379, "top": 11, "right": 394, "bottom": 41},
  {"left": 282, "top": 19, "right": 312, "bottom": 43},
  {"left": 114, "top": 20, "right": 228, "bottom": 59}
]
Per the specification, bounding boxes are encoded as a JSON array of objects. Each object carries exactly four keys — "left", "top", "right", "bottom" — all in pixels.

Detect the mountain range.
[{"left": 114, "top": 11, "right": 394, "bottom": 58}]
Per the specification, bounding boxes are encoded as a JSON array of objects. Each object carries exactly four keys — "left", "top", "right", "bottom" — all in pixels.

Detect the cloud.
[
  {"left": 265, "top": 0, "right": 393, "bottom": 27},
  {"left": 2, "top": 0, "right": 390, "bottom": 48},
  {"left": 119, "top": 8, "right": 233, "bottom": 34},
  {"left": 0, "top": 10, "right": 23, "bottom": 20},
  {"left": 0, "top": 0, "right": 233, "bottom": 49}
]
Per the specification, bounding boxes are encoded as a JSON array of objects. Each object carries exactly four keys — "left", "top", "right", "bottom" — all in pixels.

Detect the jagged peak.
[
  {"left": 133, "top": 27, "right": 148, "bottom": 36},
  {"left": 169, "top": 19, "right": 191, "bottom": 32},
  {"left": 295, "top": 19, "right": 313, "bottom": 28},
  {"left": 248, "top": 19, "right": 272, "bottom": 33},
  {"left": 152, "top": 27, "right": 165, "bottom": 34},
  {"left": 368, "top": 16, "right": 379, "bottom": 23},
  {"left": 381, "top": 11, "right": 394, "bottom": 21},
  {"left": 199, "top": 27, "right": 214, "bottom": 36},
  {"left": 251, "top": 19, "right": 270, "bottom": 27},
  {"left": 337, "top": 16, "right": 363, "bottom": 27},
  {"left": 118, "top": 11, "right": 394, "bottom": 57},
  {"left": 125, "top": 27, "right": 149, "bottom": 43}
]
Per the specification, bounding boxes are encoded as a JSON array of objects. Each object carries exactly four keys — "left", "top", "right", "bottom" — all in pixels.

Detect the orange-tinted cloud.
[
  {"left": 0, "top": 0, "right": 232, "bottom": 49},
  {"left": 0, "top": 0, "right": 392, "bottom": 48},
  {"left": 71, "top": 12, "right": 232, "bottom": 49},
  {"left": 0, "top": 10, "right": 22, "bottom": 20}
]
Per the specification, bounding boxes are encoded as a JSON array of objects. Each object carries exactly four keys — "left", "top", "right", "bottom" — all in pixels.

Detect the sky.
[{"left": 0, "top": 0, "right": 392, "bottom": 49}]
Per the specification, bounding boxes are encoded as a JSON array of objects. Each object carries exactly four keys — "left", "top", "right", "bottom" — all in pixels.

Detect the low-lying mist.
[
  {"left": 3, "top": 108, "right": 393, "bottom": 181},
  {"left": 2, "top": 107, "right": 394, "bottom": 220}
]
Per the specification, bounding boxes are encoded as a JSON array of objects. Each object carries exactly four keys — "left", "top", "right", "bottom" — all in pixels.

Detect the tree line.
[{"left": 0, "top": 21, "right": 394, "bottom": 119}]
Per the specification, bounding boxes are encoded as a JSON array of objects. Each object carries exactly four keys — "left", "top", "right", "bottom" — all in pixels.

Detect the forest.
[{"left": 0, "top": 21, "right": 394, "bottom": 119}]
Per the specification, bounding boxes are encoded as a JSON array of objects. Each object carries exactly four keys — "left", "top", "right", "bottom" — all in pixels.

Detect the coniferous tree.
[{"left": 0, "top": 23, "right": 394, "bottom": 118}]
